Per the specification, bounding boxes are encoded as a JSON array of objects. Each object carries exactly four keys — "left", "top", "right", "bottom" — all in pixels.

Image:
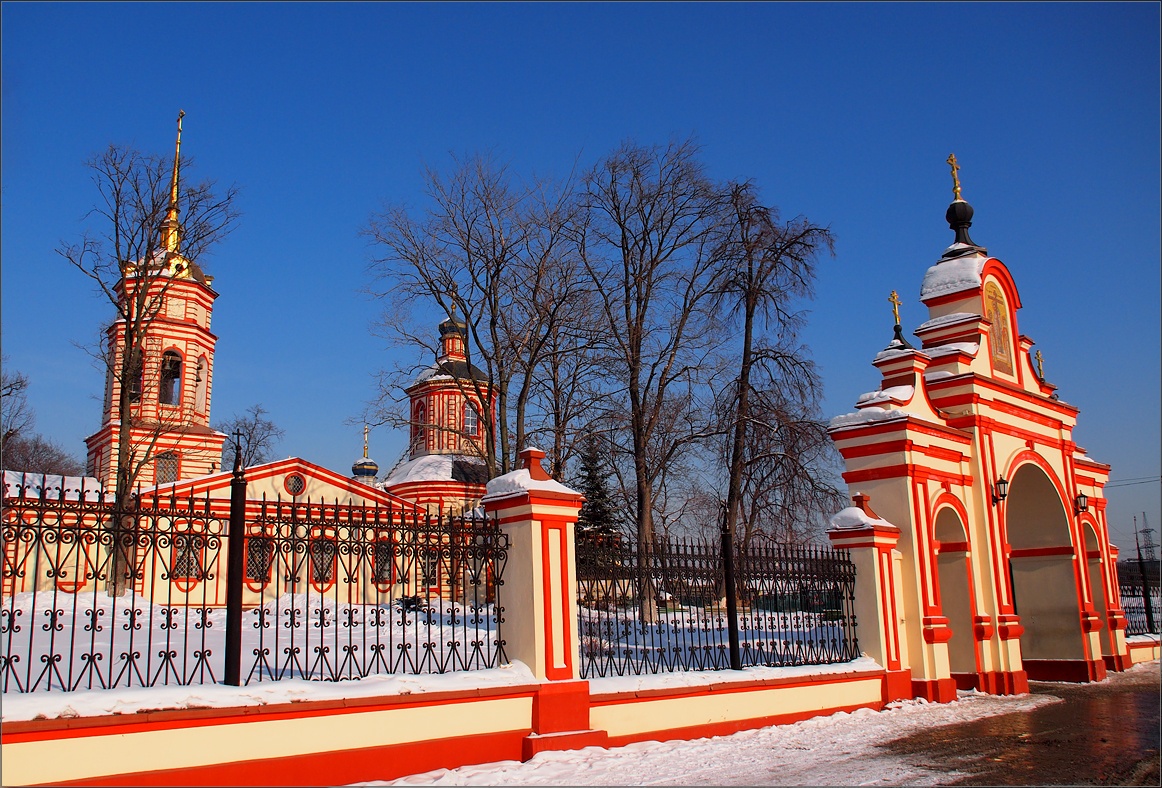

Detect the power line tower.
[{"left": 1140, "top": 512, "right": 1157, "bottom": 563}]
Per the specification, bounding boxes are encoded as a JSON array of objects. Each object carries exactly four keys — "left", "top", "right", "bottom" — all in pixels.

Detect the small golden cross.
[
  {"left": 946, "top": 153, "right": 962, "bottom": 201},
  {"left": 1035, "top": 350, "right": 1044, "bottom": 379},
  {"left": 889, "top": 290, "right": 902, "bottom": 326}
]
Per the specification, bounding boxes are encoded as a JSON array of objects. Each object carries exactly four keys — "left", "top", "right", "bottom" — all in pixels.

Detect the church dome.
[{"left": 352, "top": 456, "right": 379, "bottom": 482}]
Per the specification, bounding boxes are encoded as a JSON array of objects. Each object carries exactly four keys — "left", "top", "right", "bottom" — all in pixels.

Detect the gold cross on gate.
[
  {"left": 889, "top": 290, "right": 902, "bottom": 326},
  {"left": 1035, "top": 350, "right": 1044, "bottom": 379},
  {"left": 946, "top": 153, "right": 962, "bottom": 201}
]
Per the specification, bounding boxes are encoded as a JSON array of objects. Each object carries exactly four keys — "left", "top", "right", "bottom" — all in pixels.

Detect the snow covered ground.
[{"left": 351, "top": 663, "right": 1158, "bottom": 787}]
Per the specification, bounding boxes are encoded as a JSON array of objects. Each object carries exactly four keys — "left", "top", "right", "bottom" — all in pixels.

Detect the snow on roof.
[
  {"left": 919, "top": 253, "right": 987, "bottom": 301},
  {"left": 916, "top": 311, "right": 981, "bottom": 332},
  {"left": 927, "top": 342, "right": 979, "bottom": 358},
  {"left": 382, "top": 454, "right": 487, "bottom": 487},
  {"left": 829, "top": 506, "right": 898, "bottom": 531},
  {"left": 856, "top": 385, "right": 914, "bottom": 407},
  {"left": 923, "top": 369, "right": 957, "bottom": 382},
  {"left": 829, "top": 407, "right": 908, "bottom": 430},
  {"left": 873, "top": 346, "right": 928, "bottom": 363},
  {"left": 484, "top": 467, "right": 578, "bottom": 499},
  {"left": 2, "top": 470, "right": 110, "bottom": 502}
]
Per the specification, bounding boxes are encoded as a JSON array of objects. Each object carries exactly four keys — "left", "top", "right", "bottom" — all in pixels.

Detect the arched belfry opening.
[{"left": 1004, "top": 462, "right": 1087, "bottom": 676}]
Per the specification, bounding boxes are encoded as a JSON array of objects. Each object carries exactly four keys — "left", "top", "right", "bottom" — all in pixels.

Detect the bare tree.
[
  {"left": 713, "top": 183, "right": 837, "bottom": 551},
  {"left": 579, "top": 139, "right": 728, "bottom": 621},
  {"left": 214, "top": 404, "right": 285, "bottom": 468},
  {"left": 1, "top": 359, "right": 86, "bottom": 476},
  {"left": 2, "top": 435, "right": 85, "bottom": 477},
  {"left": 721, "top": 383, "right": 844, "bottom": 548},
  {"left": 57, "top": 115, "right": 239, "bottom": 593},
  {"left": 580, "top": 140, "right": 726, "bottom": 552},
  {"left": 367, "top": 154, "right": 589, "bottom": 478},
  {"left": 1, "top": 359, "right": 34, "bottom": 453}
]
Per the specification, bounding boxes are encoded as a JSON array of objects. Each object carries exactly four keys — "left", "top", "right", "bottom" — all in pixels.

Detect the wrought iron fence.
[
  {"left": 240, "top": 496, "right": 507, "bottom": 683},
  {"left": 576, "top": 536, "right": 859, "bottom": 678},
  {"left": 1, "top": 475, "right": 508, "bottom": 694},
  {"left": 1118, "top": 560, "right": 1160, "bottom": 635}
]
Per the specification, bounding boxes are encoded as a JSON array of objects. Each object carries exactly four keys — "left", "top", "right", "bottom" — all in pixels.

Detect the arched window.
[
  {"left": 156, "top": 451, "right": 179, "bottom": 485},
  {"left": 463, "top": 402, "right": 479, "bottom": 435},
  {"left": 194, "top": 356, "right": 208, "bottom": 413},
  {"left": 159, "top": 351, "right": 182, "bottom": 406},
  {"left": 414, "top": 401, "right": 427, "bottom": 445},
  {"left": 245, "top": 536, "right": 273, "bottom": 584},
  {"left": 309, "top": 538, "right": 337, "bottom": 585},
  {"left": 127, "top": 348, "right": 144, "bottom": 403},
  {"left": 172, "top": 532, "right": 205, "bottom": 581}
]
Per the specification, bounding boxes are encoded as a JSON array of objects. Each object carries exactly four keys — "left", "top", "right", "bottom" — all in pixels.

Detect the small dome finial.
[
  {"left": 941, "top": 154, "right": 987, "bottom": 259},
  {"left": 946, "top": 153, "right": 963, "bottom": 202},
  {"left": 883, "top": 289, "right": 913, "bottom": 351}
]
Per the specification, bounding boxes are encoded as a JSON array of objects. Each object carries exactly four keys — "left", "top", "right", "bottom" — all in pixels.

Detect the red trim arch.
[
  {"left": 979, "top": 258, "right": 1023, "bottom": 311},
  {"left": 999, "top": 449, "right": 1072, "bottom": 538},
  {"left": 158, "top": 346, "right": 186, "bottom": 408},
  {"left": 930, "top": 491, "right": 971, "bottom": 551}
]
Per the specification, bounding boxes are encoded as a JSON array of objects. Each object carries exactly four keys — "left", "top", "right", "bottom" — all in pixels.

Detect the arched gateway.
[{"left": 828, "top": 160, "right": 1130, "bottom": 700}]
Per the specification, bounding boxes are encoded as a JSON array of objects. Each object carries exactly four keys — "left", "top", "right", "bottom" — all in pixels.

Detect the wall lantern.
[
  {"left": 992, "top": 475, "right": 1009, "bottom": 505},
  {"left": 1075, "top": 492, "right": 1089, "bottom": 515}
]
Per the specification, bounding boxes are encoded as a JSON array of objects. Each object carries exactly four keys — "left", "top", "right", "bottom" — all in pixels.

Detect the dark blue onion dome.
[
  {"left": 439, "top": 315, "right": 468, "bottom": 338},
  {"left": 352, "top": 456, "right": 379, "bottom": 482}
]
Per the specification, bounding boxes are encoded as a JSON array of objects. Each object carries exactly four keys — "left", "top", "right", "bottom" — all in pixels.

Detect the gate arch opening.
[
  {"left": 1004, "top": 462, "right": 1085, "bottom": 676},
  {"left": 1083, "top": 521, "right": 1111, "bottom": 656},
  {"left": 934, "top": 505, "right": 977, "bottom": 687}
]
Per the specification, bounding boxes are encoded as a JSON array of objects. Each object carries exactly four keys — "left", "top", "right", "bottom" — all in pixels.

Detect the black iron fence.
[
  {"left": 1, "top": 475, "right": 507, "bottom": 694},
  {"left": 1119, "top": 560, "right": 1160, "bottom": 635},
  {"left": 239, "top": 495, "right": 507, "bottom": 683},
  {"left": 576, "top": 537, "right": 859, "bottom": 678}
]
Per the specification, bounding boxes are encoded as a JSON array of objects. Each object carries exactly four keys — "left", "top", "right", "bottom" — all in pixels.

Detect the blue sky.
[{"left": 2, "top": 3, "right": 1158, "bottom": 548}]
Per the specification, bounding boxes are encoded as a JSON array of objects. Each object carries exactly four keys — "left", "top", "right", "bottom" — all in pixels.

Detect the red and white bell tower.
[
  {"left": 382, "top": 315, "right": 492, "bottom": 513},
  {"left": 84, "top": 112, "right": 227, "bottom": 489}
]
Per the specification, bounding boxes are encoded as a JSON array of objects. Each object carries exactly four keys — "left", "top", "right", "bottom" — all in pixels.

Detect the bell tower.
[
  {"left": 84, "top": 111, "right": 227, "bottom": 489},
  {"left": 404, "top": 315, "right": 491, "bottom": 459}
]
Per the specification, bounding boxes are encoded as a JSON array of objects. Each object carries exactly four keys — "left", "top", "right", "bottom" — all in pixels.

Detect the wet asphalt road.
[{"left": 880, "top": 662, "right": 1161, "bottom": 786}]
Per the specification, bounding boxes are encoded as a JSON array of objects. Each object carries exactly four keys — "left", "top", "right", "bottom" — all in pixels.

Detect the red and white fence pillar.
[
  {"left": 483, "top": 447, "right": 606, "bottom": 758},
  {"left": 828, "top": 493, "right": 913, "bottom": 702}
]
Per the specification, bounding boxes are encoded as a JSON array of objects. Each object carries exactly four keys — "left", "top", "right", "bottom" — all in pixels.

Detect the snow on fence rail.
[
  {"left": 576, "top": 537, "right": 859, "bottom": 678},
  {"left": 1, "top": 477, "right": 508, "bottom": 693}
]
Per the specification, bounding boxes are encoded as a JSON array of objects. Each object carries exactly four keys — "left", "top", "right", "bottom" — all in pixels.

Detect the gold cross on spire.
[
  {"left": 1035, "top": 350, "right": 1044, "bottom": 379},
  {"left": 946, "top": 153, "right": 962, "bottom": 201},
  {"left": 889, "top": 290, "right": 902, "bottom": 326},
  {"left": 363, "top": 424, "right": 370, "bottom": 459},
  {"left": 162, "top": 110, "right": 186, "bottom": 253}
]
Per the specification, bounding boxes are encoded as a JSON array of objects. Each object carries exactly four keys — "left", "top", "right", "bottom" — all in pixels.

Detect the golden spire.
[
  {"left": 888, "top": 290, "right": 902, "bottom": 326},
  {"left": 162, "top": 110, "right": 185, "bottom": 253},
  {"left": 1035, "top": 349, "right": 1044, "bottom": 379},
  {"left": 363, "top": 424, "right": 370, "bottom": 459},
  {"left": 946, "top": 153, "right": 962, "bottom": 202}
]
